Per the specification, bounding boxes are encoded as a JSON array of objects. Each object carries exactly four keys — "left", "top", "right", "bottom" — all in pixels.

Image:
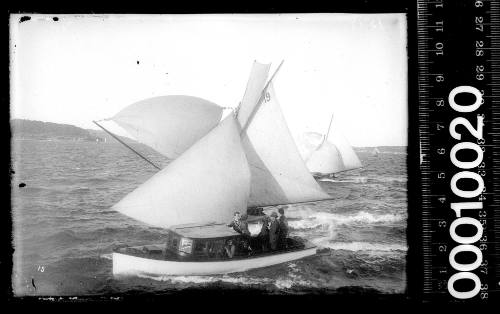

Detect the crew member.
[
  {"left": 268, "top": 212, "right": 280, "bottom": 251},
  {"left": 224, "top": 239, "right": 236, "bottom": 258},
  {"left": 239, "top": 213, "right": 252, "bottom": 254},
  {"left": 227, "top": 211, "right": 242, "bottom": 233},
  {"left": 278, "top": 207, "right": 289, "bottom": 249},
  {"left": 258, "top": 215, "right": 270, "bottom": 252}
]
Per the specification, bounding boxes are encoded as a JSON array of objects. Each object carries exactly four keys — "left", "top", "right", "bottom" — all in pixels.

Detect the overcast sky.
[{"left": 10, "top": 14, "right": 407, "bottom": 147}]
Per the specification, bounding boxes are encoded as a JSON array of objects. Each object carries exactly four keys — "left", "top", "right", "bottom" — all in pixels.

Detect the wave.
[
  {"left": 313, "top": 240, "right": 407, "bottom": 252},
  {"left": 288, "top": 211, "right": 405, "bottom": 230},
  {"left": 70, "top": 187, "right": 92, "bottom": 193},
  {"left": 137, "top": 265, "right": 315, "bottom": 290},
  {"left": 100, "top": 253, "right": 113, "bottom": 260},
  {"left": 319, "top": 177, "right": 368, "bottom": 184},
  {"left": 12, "top": 186, "right": 54, "bottom": 193},
  {"left": 140, "top": 274, "right": 271, "bottom": 285},
  {"left": 372, "top": 176, "right": 407, "bottom": 183},
  {"left": 45, "top": 230, "right": 83, "bottom": 244}
]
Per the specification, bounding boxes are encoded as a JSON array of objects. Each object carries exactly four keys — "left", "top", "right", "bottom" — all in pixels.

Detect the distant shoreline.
[
  {"left": 10, "top": 119, "right": 407, "bottom": 149},
  {"left": 11, "top": 119, "right": 134, "bottom": 144}
]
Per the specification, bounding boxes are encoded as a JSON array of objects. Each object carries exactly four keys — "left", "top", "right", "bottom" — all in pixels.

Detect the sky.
[{"left": 10, "top": 14, "right": 407, "bottom": 147}]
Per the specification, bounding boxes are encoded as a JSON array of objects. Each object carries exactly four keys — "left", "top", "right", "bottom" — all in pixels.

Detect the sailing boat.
[
  {"left": 297, "top": 114, "right": 362, "bottom": 180},
  {"left": 372, "top": 147, "right": 380, "bottom": 157},
  {"left": 99, "top": 61, "right": 333, "bottom": 277}
]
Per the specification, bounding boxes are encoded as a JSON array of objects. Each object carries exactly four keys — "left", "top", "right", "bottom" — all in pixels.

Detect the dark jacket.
[
  {"left": 239, "top": 220, "right": 251, "bottom": 237},
  {"left": 268, "top": 220, "right": 280, "bottom": 250},
  {"left": 258, "top": 221, "right": 269, "bottom": 238},
  {"left": 278, "top": 216, "right": 289, "bottom": 238}
]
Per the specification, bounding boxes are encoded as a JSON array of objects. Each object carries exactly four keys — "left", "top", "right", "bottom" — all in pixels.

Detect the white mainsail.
[
  {"left": 111, "top": 95, "right": 223, "bottom": 159},
  {"left": 297, "top": 121, "right": 362, "bottom": 175},
  {"left": 236, "top": 61, "right": 271, "bottom": 128},
  {"left": 111, "top": 62, "right": 332, "bottom": 229},
  {"left": 112, "top": 116, "right": 251, "bottom": 229},
  {"left": 240, "top": 83, "right": 332, "bottom": 207}
]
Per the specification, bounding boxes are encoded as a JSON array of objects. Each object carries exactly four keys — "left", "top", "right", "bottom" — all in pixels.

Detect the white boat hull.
[{"left": 113, "top": 246, "right": 317, "bottom": 277}]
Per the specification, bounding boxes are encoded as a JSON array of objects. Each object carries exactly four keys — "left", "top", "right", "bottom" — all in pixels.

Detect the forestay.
[
  {"left": 240, "top": 83, "right": 331, "bottom": 207},
  {"left": 111, "top": 96, "right": 223, "bottom": 159},
  {"left": 112, "top": 116, "right": 251, "bottom": 229}
]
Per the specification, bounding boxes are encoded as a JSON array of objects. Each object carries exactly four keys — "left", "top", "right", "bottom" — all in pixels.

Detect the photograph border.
[{"left": 5, "top": 1, "right": 417, "bottom": 305}]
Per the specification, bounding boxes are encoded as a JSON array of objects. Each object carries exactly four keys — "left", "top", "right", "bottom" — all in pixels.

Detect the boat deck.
[{"left": 170, "top": 216, "right": 264, "bottom": 239}]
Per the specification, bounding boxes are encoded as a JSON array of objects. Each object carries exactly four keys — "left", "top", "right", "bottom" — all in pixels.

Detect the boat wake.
[
  {"left": 319, "top": 176, "right": 368, "bottom": 184},
  {"left": 288, "top": 210, "right": 405, "bottom": 230},
  {"left": 135, "top": 262, "right": 316, "bottom": 290},
  {"left": 137, "top": 273, "right": 273, "bottom": 285},
  {"left": 311, "top": 239, "right": 407, "bottom": 253}
]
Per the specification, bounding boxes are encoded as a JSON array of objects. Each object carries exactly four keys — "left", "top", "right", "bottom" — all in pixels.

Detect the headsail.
[
  {"left": 112, "top": 116, "right": 251, "bottom": 229},
  {"left": 111, "top": 96, "right": 223, "bottom": 159},
  {"left": 236, "top": 61, "right": 271, "bottom": 128},
  {"left": 297, "top": 122, "right": 362, "bottom": 175},
  {"left": 241, "top": 83, "right": 331, "bottom": 207},
  {"left": 299, "top": 133, "right": 346, "bottom": 174},
  {"left": 327, "top": 128, "right": 363, "bottom": 171}
]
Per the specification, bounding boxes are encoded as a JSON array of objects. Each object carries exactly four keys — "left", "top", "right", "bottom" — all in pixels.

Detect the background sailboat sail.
[
  {"left": 110, "top": 95, "right": 223, "bottom": 159},
  {"left": 300, "top": 134, "right": 346, "bottom": 174},
  {"left": 328, "top": 129, "right": 363, "bottom": 171},
  {"left": 236, "top": 61, "right": 271, "bottom": 128},
  {"left": 297, "top": 122, "right": 362, "bottom": 175},
  {"left": 240, "top": 83, "right": 331, "bottom": 207},
  {"left": 112, "top": 116, "right": 251, "bottom": 229}
]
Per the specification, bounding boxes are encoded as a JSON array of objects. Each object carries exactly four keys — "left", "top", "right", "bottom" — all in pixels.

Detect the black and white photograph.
[{"left": 10, "top": 13, "right": 408, "bottom": 297}]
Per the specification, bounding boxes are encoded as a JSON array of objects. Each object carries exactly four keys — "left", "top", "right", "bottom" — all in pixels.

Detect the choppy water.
[{"left": 11, "top": 139, "right": 407, "bottom": 296}]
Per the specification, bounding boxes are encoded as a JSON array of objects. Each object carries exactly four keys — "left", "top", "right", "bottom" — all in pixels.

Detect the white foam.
[
  {"left": 139, "top": 274, "right": 273, "bottom": 286},
  {"left": 287, "top": 211, "right": 405, "bottom": 230},
  {"left": 313, "top": 239, "right": 407, "bottom": 252},
  {"left": 136, "top": 263, "right": 315, "bottom": 290},
  {"left": 319, "top": 177, "right": 368, "bottom": 184},
  {"left": 375, "top": 176, "right": 407, "bottom": 183},
  {"left": 100, "top": 253, "right": 113, "bottom": 260}
]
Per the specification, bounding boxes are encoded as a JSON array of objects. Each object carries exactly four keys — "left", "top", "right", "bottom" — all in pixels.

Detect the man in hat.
[
  {"left": 278, "top": 207, "right": 289, "bottom": 249},
  {"left": 268, "top": 212, "right": 280, "bottom": 251},
  {"left": 239, "top": 213, "right": 251, "bottom": 237},
  {"left": 258, "top": 215, "right": 270, "bottom": 252}
]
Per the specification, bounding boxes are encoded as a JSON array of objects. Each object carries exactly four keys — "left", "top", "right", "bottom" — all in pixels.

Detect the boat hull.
[{"left": 113, "top": 246, "right": 317, "bottom": 277}]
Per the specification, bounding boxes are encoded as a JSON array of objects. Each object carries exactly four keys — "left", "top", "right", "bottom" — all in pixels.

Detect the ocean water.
[{"left": 11, "top": 139, "right": 407, "bottom": 296}]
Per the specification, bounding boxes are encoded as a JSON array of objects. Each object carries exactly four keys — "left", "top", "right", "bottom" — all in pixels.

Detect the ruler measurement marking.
[{"left": 417, "top": 0, "right": 500, "bottom": 302}]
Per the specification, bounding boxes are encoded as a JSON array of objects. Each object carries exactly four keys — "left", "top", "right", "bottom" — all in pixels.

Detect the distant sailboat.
[
  {"left": 99, "top": 61, "right": 332, "bottom": 277},
  {"left": 297, "top": 114, "right": 362, "bottom": 180},
  {"left": 372, "top": 147, "right": 380, "bottom": 157}
]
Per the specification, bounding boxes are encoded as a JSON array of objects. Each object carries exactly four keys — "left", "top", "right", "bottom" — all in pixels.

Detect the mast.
[
  {"left": 322, "top": 113, "right": 334, "bottom": 144},
  {"left": 93, "top": 120, "right": 162, "bottom": 170}
]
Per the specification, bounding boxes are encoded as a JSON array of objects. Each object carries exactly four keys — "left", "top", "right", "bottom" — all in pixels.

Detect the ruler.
[{"left": 417, "top": 0, "right": 500, "bottom": 301}]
